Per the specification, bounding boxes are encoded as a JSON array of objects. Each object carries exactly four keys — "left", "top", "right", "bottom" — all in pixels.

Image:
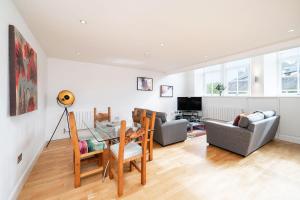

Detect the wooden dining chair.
[
  {"left": 94, "top": 107, "right": 111, "bottom": 128},
  {"left": 109, "top": 117, "right": 150, "bottom": 197},
  {"left": 69, "top": 112, "right": 105, "bottom": 188},
  {"left": 136, "top": 110, "right": 156, "bottom": 161}
]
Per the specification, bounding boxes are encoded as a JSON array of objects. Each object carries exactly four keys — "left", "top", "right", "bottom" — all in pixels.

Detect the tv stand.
[{"left": 175, "top": 110, "right": 201, "bottom": 122}]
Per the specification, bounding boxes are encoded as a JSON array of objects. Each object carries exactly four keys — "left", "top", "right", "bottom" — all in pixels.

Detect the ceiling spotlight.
[
  {"left": 288, "top": 29, "right": 295, "bottom": 33},
  {"left": 80, "top": 20, "right": 87, "bottom": 24},
  {"left": 144, "top": 52, "right": 151, "bottom": 57},
  {"left": 160, "top": 43, "right": 165, "bottom": 47}
]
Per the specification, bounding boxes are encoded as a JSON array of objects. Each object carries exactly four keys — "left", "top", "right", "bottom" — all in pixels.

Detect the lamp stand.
[{"left": 46, "top": 107, "right": 71, "bottom": 147}]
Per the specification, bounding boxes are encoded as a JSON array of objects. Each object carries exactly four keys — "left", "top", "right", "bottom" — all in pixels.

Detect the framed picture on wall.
[
  {"left": 9, "top": 25, "right": 38, "bottom": 116},
  {"left": 137, "top": 77, "right": 153, "bottom": 91},
  {"left": 160, "top": 85, "right": 173, "bottom": 97}
]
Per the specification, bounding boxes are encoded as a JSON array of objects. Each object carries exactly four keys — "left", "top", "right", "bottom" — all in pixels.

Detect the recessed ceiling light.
[
  {"left": 76, "top": 52, "right": 81, "bottom": 56},
  {"left": 80, "top": 20, "right": 87, "bottom": 24},
  {"left": 144, "top": 52, "right": 151, "bottom": 57},
  {"left": 160, "top": 43, "right": 165, "bottom": 47},
  {"left": 288, "top": 29, "right": 295, "bottom": 33}
]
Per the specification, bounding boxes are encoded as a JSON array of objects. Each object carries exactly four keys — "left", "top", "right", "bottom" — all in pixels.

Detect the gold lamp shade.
[{"left": 57, "top": 90, "right": 75, "bottom": 107}]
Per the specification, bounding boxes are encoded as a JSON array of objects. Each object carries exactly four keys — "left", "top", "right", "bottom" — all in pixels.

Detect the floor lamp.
[{"left": 46, "top": 90, "right": 75, "bottom": 147}]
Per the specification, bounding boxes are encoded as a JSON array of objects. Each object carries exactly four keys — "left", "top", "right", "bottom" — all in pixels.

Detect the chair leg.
[
  {"left": 149, "top": 137, "right": 153, "bottom": 161},
  {"left": 73, "top": 152, "right": 75, "bottom": 174},
  {"left": 74, "top": 158, "right": 81, "bottom": 188},
  {"left": 109, "top": 153, "right": 114, "bottom": 179},
  {"left": 129, "top": 161, "right": 133, "bottom": 172},
  {"left": 141, "top": 156, "right": 146, "bottom": 185},
  {"left": 98, "top": 154, "right": 102, "bottom": 166},
  {"left": 117, "top": 163, "right": 124, "bottom": 196}
]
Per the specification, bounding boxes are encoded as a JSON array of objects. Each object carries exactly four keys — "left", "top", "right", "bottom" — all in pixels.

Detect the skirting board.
[
  {"left": 277, "top": 134, "right": 300, "bottom": 144},
  {"left": 8, "top": 142, "right": 45, "bottom": 200}
]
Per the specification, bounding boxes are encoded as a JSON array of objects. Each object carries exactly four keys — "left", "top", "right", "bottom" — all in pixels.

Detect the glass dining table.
[{"left": 77, "top": 120, "right": 140, "bottom": 181}]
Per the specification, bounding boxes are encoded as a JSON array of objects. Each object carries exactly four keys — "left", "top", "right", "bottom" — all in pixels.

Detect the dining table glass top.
[{"left": 79, "top": 120, "right": 140, "bottom": 143}]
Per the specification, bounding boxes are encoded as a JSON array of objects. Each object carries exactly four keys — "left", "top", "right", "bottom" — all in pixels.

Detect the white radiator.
[
  {"left": 203, "top": 105, "right": 243, "bottom": 121},
  {"left": 66, "top": 110, "right": 93, "bottom": 131}
]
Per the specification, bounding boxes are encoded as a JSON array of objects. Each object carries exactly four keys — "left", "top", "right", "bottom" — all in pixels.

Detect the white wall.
[
  {"left": 202, "top": 97, "right": 300, "bottom": 144},
  {"left": 251, "top": 56, "right": 264, "bottom": 96},
  {"left": 0, "top": 0, "right": 48, "bottom": 199},
  {"left": 46, "top": 58, "right": 189, "bottom": 140}
]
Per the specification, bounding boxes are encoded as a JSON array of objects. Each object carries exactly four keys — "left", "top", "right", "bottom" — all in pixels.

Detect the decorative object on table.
[
  {"left": 214, "top": 83, "right": 226, "bottom": 96},
  {"left": 69, "top": 112, "right": 105, "bottom": 188},
  {"left": 137, "top": 77, "right": 153, "bottom": 91},
  {"left": 94, "top": 107, "right": 111, "bottom": 128},
  {"left": 109, "top": 117, "right": 150, "bottom": 197},
  {"left": 46, "top": 90, "right": 75, "bottom": 147},
  {"left": 160, "top": 85, "right": 173, "bottom": 97},
  {"left": 9, "top": 25, "right": 38, "bottom": 116}
]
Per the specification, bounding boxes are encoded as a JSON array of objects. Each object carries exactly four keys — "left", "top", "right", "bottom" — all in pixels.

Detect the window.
[
  {"left": 203, "top": 65, "right": 222, "bottom": 95},
  {"left": 279, "top": 48, "right": 300, "bottom": 95},
  {"left": 224, "top": 59, "right": 250, "bottom": 95}
]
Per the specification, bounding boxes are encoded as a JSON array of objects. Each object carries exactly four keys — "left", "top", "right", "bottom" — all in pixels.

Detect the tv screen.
[{"left": 177, "top": 97, "right": 202, "bottom": 111}]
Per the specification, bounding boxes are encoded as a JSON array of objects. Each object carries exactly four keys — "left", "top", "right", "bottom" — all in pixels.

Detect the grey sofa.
[
  {"left": 205, "top": 115, "right": 280, "bottom": 156},
  {"left": 147, "top": 111, "right": 188, "bottom": 146},
  {"left": 132, "top": 108, "right": 189, "bottom": 146}
]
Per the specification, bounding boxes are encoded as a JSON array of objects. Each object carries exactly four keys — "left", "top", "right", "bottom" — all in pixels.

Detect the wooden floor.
[{"left": 19, "top": 136, "right": 300, "bottom": 200}]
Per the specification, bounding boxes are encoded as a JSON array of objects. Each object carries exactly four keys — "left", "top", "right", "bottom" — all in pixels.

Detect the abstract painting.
[
  {"left": 9, "top": 25, "right": 38, "bottom": 116},
  {"left": 160, "top": 85, "right": 173, "bottom": 97},
  {"left": 137, "top": 77, "right": 153, "bottom": 91}
]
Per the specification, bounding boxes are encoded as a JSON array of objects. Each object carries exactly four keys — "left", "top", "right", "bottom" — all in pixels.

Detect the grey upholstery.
[
  {"left": 151, "top": 112, "right": 188, "bottom": 146},
  {"left": 205, "top": 116, "right": 280, "bottom": 156},
  {"left": 132, "top": 108, "right": 188, "bottom": 146}
]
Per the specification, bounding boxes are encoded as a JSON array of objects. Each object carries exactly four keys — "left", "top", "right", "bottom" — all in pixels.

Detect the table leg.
[{"left": 102, "top": 160, "right": 110, "bottom": 182}]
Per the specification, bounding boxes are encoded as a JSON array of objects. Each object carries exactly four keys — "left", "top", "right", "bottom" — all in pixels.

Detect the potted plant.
[{"left": 215, "top": 83, "right": 226, "bottom": 96}]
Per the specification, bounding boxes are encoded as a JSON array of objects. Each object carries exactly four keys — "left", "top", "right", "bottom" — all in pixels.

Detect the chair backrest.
[
  {"left": 149, "top": 111, "right": 156, "bottom": 135},
  {"left": 132, "top": 108, "right": 147, "bottom": 124},
  {"left": 118, "top": 117, "right": 150, "bottom": 164},
  {"left": 69, "top": 112, "right": 80, "bottom": 157},
  {"left": 94, "top": 107, "right": 111, "bottom": 127}
]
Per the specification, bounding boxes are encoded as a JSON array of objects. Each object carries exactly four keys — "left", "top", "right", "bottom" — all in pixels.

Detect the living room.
[{"left": 1, "top": 0, "right": 300, "bottom": 199}]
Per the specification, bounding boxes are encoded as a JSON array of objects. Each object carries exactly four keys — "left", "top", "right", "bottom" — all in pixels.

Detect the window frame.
[
  {"left": 203, "top": 65, "right": 222, "bottom": 96},
  {"left": 224, "top": 59, "right": 251, "bottom": 96},
  {"left": 278, "top": 48, "right": 300, "bottom": 96}
]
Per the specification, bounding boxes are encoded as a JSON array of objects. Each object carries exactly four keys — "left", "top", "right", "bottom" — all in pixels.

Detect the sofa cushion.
[
  {"left": 238, "top": 113, "right": 264, "bottom": 128},
  {"left": 263, "top": 110, "right": 276, "bottom": 118}
]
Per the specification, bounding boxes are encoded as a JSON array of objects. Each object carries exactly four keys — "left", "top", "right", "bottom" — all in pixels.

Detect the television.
[{"left": 177, "top": 97, "right": 202, "bottom": 111}]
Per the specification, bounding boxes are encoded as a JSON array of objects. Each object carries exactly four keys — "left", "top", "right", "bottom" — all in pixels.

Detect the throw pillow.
[
  {"left": 238, "top": 112, "right": 265, "bottom": 128},
  {"left": 238, "top": 114, "right": 249, "bottom": 128},
  {"left": 263, "top": 110, "right": 276, "bottom": 118},
  {"left": 233, "top": 115, "right": 241, "bottom": 126}
]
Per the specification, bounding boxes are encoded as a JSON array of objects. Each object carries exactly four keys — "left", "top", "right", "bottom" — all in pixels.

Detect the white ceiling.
[{"left": 13, "top": 0, "right": 300, "bottom": 73}]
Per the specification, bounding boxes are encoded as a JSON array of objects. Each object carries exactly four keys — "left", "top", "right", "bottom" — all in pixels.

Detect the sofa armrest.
[
  {"left": 205, "top": 120, "right": 252, "bottom": 137},
  {"left": 161, "top": 119, "right": 188, "bottom": 130},
  {"left": 247, "top": 116, "right": 280, "bottom": 153},
  {"left": 158, "top": 119, "right": 188, "bottom": 146}
]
